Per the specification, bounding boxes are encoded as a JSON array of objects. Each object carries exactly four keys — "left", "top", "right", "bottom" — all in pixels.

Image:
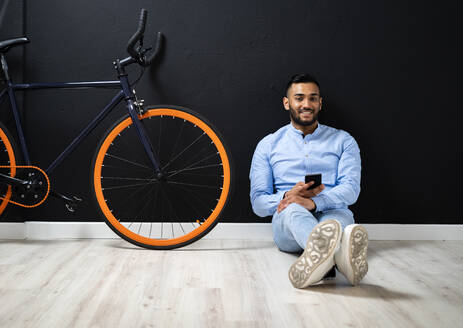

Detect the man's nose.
[{"left": 301, "top": 100, "right": 311, "bottom": 109}]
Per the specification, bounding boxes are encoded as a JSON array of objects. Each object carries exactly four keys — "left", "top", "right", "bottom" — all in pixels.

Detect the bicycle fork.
[{"left": 117, "top": 60, "right": 162, "bottom": 177}]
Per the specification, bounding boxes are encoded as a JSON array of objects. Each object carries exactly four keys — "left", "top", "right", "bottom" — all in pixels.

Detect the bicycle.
[{"left": 0, "top": 9, "right": 232, "bottom": 250}]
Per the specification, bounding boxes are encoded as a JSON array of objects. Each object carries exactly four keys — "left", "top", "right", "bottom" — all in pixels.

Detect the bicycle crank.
[
  {"left": 48, "top": 190, "right": 82, "bottom": 212},
  {"left": 0, "top": 166, "right": 50, "bottom": 208}
]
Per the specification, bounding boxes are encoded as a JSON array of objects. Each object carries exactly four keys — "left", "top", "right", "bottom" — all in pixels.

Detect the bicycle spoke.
[
  {"left": 127, "top": 184, "right": 156, "bottom": 229},
  {"left": 176, "top": 182, "right": 217, "bottom": 213},
  {"left": 105, "top": 153, "right": 152, "bottom": 170},
  {"left": 160, "top": 183, "right": 182, "bottom": 238},
  {"left": 168, "top": 119, "right": 185, "bottom": 163},
  {"left": 134, "top": 188, "right": 153, "bottom": 222},
  {"left": 108, "top": 179, "right": 157, "bottom": 219},
  {"left": 161, "top": 132, "right": 206, "bottom": 171},
  {"left": 163, "top": 182, "right": 189, "bottom": 236},
  {"left": 158, "top": 116, "right": 162, "bottom": 163},
  {"left": 133, "top": 185, "right": 156, "bottom": 222},
  {"left": 100, "top": 164, "right": 152, "bottom": 172},
  {"left": 166, "top": 181, "right": 220, "bottom": 189},
  {"left": 179, "top": 222, "right": 186, "bottom": 234},
  {"left": 164, "top": 163, "right": 224, "bottom": 175},
  {"left": 167, "top": 152, "right": 221, "bottom": 178},
  {"left": 167, "top": 142, "right": 214, "bottom": 173},
  {"left": 149, "top": 184, "right": 160, "bottom": 238},
  {"left": 102, "top": 181, "right": 157, "bottom": 191},
  {"left": 102, "top": 176, "right": 156, "bottom": 182},
  {"left": 169, "top": 172, "right": 222, "bottom": 177},
  {"left": 152, "top": 183, "right": 160, "bottom": 217},
  {"left": 167, "top": 181, "right": 209, "bottom": 220},
  {"left": 157, "top": 184, "right": 176, "bottom": 237}
]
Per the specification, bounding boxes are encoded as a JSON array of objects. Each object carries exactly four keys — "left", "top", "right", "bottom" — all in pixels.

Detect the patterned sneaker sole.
[
  {"left": 288, "top": 219, "right": 341, "bottom": 288},
  {"left": 349, "top": 225, "right": 369, "bottom": 285}
]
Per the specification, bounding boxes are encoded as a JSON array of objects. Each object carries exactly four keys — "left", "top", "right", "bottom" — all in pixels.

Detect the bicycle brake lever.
[
  {"left": 141, "top": 46, "right": 153, "bottom": 54},
  {"left": 138, "top": 46, "right": 153, "bottom": 65}
]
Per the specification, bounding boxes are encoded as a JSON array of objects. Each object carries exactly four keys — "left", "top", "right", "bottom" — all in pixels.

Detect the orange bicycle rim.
[
  {"left": 93, "top": 108, "right": 231, "bottom": 246},
  {"left": 0, "top": 128, "right": 17, "bottom": 215}
]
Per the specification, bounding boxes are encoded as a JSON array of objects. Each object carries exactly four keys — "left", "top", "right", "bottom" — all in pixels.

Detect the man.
[{"left": 249, "top": 73, "right": 368, "bottom": 288}]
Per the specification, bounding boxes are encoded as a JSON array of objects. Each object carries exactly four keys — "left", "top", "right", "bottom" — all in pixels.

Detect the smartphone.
[{"left": 305, "top": 173, "right": 322, "bottom": 190}]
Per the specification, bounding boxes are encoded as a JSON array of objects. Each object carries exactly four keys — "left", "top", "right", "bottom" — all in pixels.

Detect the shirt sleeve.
[
  {"left": 311, "top": 135, "right": 361, "bottom": 212},
  {"left": 249, "top": 138, "right": 285, "bottom": 217}
]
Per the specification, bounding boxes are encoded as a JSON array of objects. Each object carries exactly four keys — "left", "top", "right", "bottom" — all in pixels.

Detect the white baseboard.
[
  {"left": 1, "top": 222, "right": 463, "bottom": 241},
  {"left": 0, "top": 223, "right": 26, "bottom": 239}
]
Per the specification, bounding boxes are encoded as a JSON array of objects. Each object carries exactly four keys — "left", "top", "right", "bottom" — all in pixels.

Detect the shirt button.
[{"left": 305, "top": 155, "right": 308, "bottom": 157}]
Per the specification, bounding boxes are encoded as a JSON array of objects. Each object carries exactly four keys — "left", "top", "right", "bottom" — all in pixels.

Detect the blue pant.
[{"left": 272, "top": 203, "right": 355, "bottom": 252}]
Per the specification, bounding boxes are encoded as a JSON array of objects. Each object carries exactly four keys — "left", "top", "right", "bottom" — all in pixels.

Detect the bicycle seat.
[{"left": 0, "top": 37, "right": 30, "bottom": 53}]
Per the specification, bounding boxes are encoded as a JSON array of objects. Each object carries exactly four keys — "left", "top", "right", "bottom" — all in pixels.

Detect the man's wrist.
[{"left": 310, "top": 202, "right": 317, "bottom": 213}]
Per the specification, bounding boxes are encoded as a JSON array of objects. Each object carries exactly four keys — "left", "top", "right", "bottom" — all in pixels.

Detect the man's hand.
[
  {"left": 277, "top": 181, "right": 325, "bottom": 213},
  {"left": 277, "top": 195, "right": 316, "bottom": 213},
  {"left": 284, "top": 181, "right": 325, "bottom": 199}
]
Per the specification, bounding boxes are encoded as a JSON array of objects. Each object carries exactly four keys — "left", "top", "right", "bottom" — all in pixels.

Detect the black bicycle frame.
[{"left": 0, "top": 55, "right": 161, "bottom": 177}]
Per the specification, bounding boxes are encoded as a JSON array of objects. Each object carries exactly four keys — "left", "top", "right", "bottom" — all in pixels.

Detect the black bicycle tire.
[
  {"left": 91, "top": 104, "right": 233, "bottom": 249},
  {"left": 0, "top": 120, "right": 21, "bottom": 218}
]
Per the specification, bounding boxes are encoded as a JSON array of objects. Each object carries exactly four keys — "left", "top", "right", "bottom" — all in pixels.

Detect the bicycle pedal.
[
  {"left": 71, "top": 196, "right": 83, "bottom": 202},
  {"left": 64, "top": 196, "right": 82, "bottom": 212},
  {"left": 65, "top": 203, "right": 76, "bottom": 212}
]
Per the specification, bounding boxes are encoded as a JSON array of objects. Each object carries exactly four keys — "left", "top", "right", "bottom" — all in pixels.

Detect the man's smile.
[{"left": 299, "top": 109, "right": 314, "bottom": 117}]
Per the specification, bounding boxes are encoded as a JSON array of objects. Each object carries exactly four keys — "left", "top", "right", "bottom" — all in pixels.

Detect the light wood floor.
[{"left": 0, "top": 238, "right": 462, "bottom": 328}]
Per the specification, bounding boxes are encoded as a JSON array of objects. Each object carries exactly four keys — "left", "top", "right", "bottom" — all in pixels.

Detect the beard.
[{"left": 289, "top": 106, "right": 320, "bottom": 126}]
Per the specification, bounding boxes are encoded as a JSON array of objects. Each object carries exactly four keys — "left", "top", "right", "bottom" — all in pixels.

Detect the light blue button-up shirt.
[{"left": 249, "top": 122, "right": 361, "bottom": 217}]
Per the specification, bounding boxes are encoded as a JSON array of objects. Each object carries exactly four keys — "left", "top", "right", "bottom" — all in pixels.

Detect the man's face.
[{"left": 283, "top": 82, "right": 322, "bottom": 127}]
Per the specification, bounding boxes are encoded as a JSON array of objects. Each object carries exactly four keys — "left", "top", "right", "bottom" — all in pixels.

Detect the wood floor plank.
[{"left": 0, "top": 239, "right": 462, "bottom": 327}]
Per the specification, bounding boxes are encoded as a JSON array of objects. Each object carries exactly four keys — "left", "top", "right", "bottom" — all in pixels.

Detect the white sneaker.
[
  {"left": 288, "top": 219, "right": 342, "bottom": 288},
  {"left": 334, "top": 224, "right": 369, "bottom": 285}
]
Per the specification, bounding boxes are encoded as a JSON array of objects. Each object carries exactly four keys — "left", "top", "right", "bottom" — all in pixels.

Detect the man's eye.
[{"left": 295, "top": 97, "right": 303, "bottom": 101}]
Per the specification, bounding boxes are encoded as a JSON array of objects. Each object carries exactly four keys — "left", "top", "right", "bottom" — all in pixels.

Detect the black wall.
[{"left": 1, "top": 0, "right": 461, "bottom": 223}]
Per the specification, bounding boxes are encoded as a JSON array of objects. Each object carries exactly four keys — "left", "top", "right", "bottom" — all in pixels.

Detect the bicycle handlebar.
[
  {"left": 126, "top": 9, "right": 163, "bottom": 67},
  {"left": 145, "top": 31, "right": 163, "bottom": 66}
]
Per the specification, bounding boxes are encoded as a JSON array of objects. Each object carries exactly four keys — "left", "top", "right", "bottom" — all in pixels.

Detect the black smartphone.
[{"left": 305, "top": 173, "right": 322, "bottom": 190}]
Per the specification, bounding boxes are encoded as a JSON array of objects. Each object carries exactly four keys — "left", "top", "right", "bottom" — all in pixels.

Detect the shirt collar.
[{"left": 288, "top": 121, "right": 323, "bottom": 138}]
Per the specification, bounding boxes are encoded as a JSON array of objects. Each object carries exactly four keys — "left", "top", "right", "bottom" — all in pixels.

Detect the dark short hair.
[{"left": 285, "top": 73, "right": 320, "bottom": 96}]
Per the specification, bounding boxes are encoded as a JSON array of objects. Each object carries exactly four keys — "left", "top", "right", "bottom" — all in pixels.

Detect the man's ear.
[{"left": 283, "top": 97, "right": 290, "bottom": 111}]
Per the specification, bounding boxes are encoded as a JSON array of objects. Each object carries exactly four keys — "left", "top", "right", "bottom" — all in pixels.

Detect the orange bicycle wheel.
[
  {"left": 92, "top": 105, "right": 232, "bottom": 249},
  {"left": 0, "top": 121, "right": 18, "bottom": 217}
]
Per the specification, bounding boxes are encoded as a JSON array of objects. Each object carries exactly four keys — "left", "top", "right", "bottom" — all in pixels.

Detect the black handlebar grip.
[
  {"left": 138, "top": 8, "right": 147, "bottom": 34},
  {"left": 127, "top": 9, "right": 148, "bottom": 59},
  {"left": 144, "top": 32, "right": 163, "bottom": 67}
]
